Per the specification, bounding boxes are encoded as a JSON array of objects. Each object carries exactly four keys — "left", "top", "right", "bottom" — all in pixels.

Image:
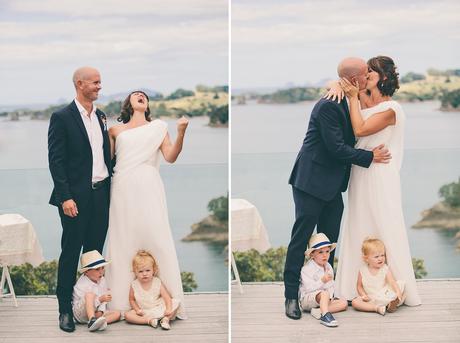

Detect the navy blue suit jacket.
[
  {"left": 48, "top": 101, "right": 112, "bottom": 207},
  {"left": 289, "top": 98, "right": 373, "bottom": 201}
]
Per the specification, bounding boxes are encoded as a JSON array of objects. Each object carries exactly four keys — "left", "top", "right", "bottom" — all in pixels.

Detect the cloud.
[
  {"left": 6, "top": 0, "right": 227, "bottom": 18},
  {"left": 231, "top": 0, "right": 460, "bottom": 88},
  {"left": 0, "top": 1, "right": 228, "bottom": 104}
]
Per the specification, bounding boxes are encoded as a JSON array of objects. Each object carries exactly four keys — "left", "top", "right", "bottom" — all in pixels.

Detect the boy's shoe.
[
  {"left": 149, "top": 318, "right": 159, "bottom": 328},
  {"left": 160, "top": 317, "right": 171, "bottom": 330},
  {"left": 97, "top": 320, "right": 108, "bottom": 331},
  {"left": 319, "top": 312, "right": 338, "bottom": 327},
  {"left": 88, "top": 316, "right": 107, "bottom": 332},
  {"left": 310, "top": 308, "right": 322, "bottom": 319}
]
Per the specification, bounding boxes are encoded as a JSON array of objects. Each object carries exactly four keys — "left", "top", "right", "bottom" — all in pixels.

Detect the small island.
[
  {"left": 1, "top": 85, "right": 229, "bottom": 127},
  {"left": 232, "top": 68, "right": 460, "bottom": 109},
  {"left": 413, "top": 178, "right": 460, "bottom": 249},
  {"left": 182, "top": 195, "right": 228, "bottom": 244}
]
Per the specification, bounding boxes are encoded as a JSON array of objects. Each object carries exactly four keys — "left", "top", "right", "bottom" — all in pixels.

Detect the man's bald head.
[
  {"left": 72, "top": 66, "right": 100, "bottom": 88},
  {"left": 337, "top": 57, "right": 368, "bottom": 90},
  {"left": 72, "top": 66, "right": 101, "bottom": 102}
]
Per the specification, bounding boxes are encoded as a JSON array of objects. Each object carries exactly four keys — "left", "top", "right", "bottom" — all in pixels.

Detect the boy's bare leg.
[
  {"left": 328, "top": 298, "right": 348, "bottom": 313},
  {"left": 104, "top": 310, "right": 121, "bottom": 324},
  {"left": 84, "top": 293, "right": 97, "bottom": 319}
]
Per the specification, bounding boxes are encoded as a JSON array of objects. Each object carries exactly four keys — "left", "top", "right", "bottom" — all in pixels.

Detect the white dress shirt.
[
  {"left": 72, "top": 274, "right": 108, "bottom": 312},
  {"left": 74, "top": 99, "right": 109, "bottom": 182},
  {"left": 299, "top": 259, "right": 335, "bottom": 299}
]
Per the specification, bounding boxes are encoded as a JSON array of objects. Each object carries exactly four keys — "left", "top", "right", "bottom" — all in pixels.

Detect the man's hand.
[
  {"left": 372, "top": 144, "right": 391, "bottom": 163},
  {"left": 62, "top": 199, "right": 78, "bottom": 217},
  {"left": 135, "top": 308, "right": 144, "bottom": 316}
]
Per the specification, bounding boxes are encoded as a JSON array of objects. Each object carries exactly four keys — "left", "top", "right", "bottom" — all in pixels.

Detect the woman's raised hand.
[
  {"left": 177, "top": 116, "right": 189, "bottom": 136},
  {"left": 323, "top": 80, "right": 344, "bottom": 103},
  {"left": 339, "top": 77, "right": 359, "bottom": 99}
]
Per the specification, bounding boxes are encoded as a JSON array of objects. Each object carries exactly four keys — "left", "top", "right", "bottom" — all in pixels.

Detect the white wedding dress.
[
  {"left": 335, "top": 100, "right": 421, "bottom": 306},
  {"left": 105, "top": 120, "right": 186, "bottom": 318}
]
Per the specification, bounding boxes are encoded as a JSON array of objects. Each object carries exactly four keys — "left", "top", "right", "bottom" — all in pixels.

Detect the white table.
[
  {"left": 231, "top": 199, "right": 271, "bottom": 293},
  {"left": 231, "top": 198, "right": 271, "bottom": 253},
  {"left": 0, "top": 214, "right": 44, "bottom": 306}
]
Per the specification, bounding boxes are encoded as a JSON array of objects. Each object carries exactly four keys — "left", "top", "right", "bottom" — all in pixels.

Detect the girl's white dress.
[
  {"left": 131, "top": 277, "right": 180, "bottom": 319},
  {"left": 105, "top": 120, "right": 186, "bottom": 318},
  {"left": 360, "top": 264, "right": 405, "bottom": 306},
  {"left": 335, "top": 100, "right": 421, "bottom": 306}
]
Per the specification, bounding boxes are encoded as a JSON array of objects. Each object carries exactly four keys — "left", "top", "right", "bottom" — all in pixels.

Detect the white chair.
[
  {"left": 231, "top": 199, "right": 271, "bottom": 293},
  {"left": 0, "top": 263, "right": 17, "bottom": 307},
  {"left": 0, "top": 214, "right": 44, "bottom": 306}
]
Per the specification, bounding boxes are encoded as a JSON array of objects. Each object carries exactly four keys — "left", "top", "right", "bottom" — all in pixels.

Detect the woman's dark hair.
[
  {"left": 367, "top": 56, "right": 400, "bottom": 96},
  {"left": 117, "top": 90, "right": 152, "bottom": 123}
]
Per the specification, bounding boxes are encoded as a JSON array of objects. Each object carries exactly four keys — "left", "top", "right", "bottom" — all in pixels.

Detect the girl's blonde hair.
[
  {"left": 361, "top": 237, "right": 386, "bottom": 256},
  {"left": 132, "top": 250, "right": 159, "bottom": 276}
]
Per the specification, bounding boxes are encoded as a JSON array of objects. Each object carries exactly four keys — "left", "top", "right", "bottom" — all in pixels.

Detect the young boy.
[
  {"left": 298, "top": 233, "right": 347, "bottom": 327},
  {"left": 72, "top": 250, "right": 121, "bottom": 331}
]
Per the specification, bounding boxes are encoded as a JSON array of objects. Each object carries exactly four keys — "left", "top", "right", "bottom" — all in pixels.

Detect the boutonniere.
[{"left": 100, "top": 113, "right": 108, "bottom": 131}]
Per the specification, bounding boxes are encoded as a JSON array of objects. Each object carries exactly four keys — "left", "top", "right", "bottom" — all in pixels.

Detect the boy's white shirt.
[
  {"left": 299, "top": 259, "right": 335, "bottom": 299},
  {"left": 72, "top": 274, "right": 108, "bottom": 312}
]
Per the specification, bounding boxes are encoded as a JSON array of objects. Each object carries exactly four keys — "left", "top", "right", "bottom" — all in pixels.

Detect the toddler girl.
[
  {"left": 124, "top": 250, "right": 180, "bottom": 330},
  {"left": 352, "top": 238, "right": 405, "bottom": 315}
]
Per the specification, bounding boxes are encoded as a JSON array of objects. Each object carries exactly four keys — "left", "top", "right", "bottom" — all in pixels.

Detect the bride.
[
  {"left": 331, "top": 56, "right": 421, "bottom": 306},
  {"left": 105, "top": 90, "right": 188, "bottom": 319}
]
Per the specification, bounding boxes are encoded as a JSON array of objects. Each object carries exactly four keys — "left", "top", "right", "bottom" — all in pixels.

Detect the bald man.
[
  {"left": 48, "top": 67, "right": 112, "bottom": 332},
  {"left": 284, "top": 57, "right": 391, "bottom": 319}
]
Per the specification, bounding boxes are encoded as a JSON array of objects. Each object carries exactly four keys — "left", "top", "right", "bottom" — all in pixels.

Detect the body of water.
[
  {"left": 232, "top": 100, "right": 460, "bottom": 278},
  {"left": 0, "top": 116, "right": 228, "bottom": 291}
]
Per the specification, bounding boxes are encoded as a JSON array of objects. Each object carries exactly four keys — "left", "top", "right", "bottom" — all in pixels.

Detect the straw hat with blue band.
[
  {"left": 305, "top": 233, "right": 337, "bottom": 257},
  {"left": 79, "top": 250, "right": 110, "bottom": 273}
]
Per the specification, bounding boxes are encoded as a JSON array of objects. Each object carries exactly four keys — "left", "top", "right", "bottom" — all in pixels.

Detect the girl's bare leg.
[
  {"left": 124, "top": 310, "right": 151, "bottom": 325},
  {"left": 352, "top": 298, "right": 385, "bottom": 314}
]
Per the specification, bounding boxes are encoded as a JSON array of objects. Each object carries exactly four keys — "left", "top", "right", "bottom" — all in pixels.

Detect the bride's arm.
[
  {"left": 160, "top": 116, "right": 188, "bottom": 163},
  {"left": 340, "top": 78, "right": 396, "bottom": 137},
  {"left": 323, "top": 80, "right": 345, "bottom": 103}
]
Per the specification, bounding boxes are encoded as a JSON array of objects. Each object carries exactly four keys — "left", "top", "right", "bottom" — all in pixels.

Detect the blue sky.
[
  {"left": 0, "top": 0, "right": 228, "bottom": 105},
  {"left": 232, "top": 0, "right": 460, "bottom": 89}
]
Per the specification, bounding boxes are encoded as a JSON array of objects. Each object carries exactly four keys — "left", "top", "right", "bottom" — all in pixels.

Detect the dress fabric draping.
[
  {"left": 105, "top": 120, "right": 186, "bottom": 318},
  {"left": 335, "top": 101, "right": 421, "bottom": 306}
]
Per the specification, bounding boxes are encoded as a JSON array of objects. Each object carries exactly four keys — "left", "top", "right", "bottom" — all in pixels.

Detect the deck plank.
[
  {"left": 0, "top": 292, "right": 228, "bottom": 343},
  {"left": 231, "top": 280, "right": 460, "bottom": 343}
]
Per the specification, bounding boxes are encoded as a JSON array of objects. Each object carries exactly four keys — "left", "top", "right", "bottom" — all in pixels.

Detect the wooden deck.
[
  {"left": 232, "top": 280, "right": 460, "bottom": 343},
  {"left": 0, "top": 292, "right": 228, "bottom": 343}
]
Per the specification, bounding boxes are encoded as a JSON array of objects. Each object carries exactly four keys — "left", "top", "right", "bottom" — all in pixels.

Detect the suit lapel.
[{"left": 70, "top": 101, "right": 91, "bottom": 146}]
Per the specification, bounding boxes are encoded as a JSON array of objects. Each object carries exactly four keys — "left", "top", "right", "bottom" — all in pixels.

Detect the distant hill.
[{"left": 96, "top": 88, "right": 162, "bottom": 103}]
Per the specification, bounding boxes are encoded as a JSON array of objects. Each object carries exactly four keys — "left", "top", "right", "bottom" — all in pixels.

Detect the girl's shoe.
[
  {"left": 160, "top": 317, "right": 171, "bottom": 330},
  {"left": 387, "top": 298, "right": 399, "bottom": 313},
  {"left": 148, "top": 318, "right": 159, "bottom": 328},
  {"left": 377, "top": 305, "right": 386, "bottom": 316}
]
